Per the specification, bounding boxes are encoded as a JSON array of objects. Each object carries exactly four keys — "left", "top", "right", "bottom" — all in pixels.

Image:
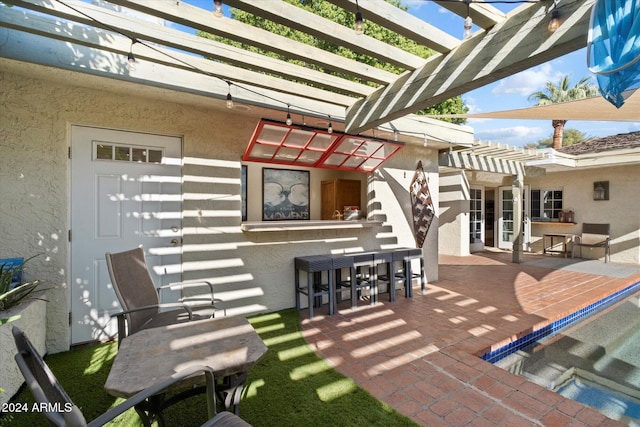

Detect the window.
[
  {"left": 531, "top": 189, "right": 563, "bottom": 221},
  {"left": 94, "top": 141, "right": 163, "bottom": 164},
  {"left": 469, "top": 188, "right": 482, "bottom": 243}
]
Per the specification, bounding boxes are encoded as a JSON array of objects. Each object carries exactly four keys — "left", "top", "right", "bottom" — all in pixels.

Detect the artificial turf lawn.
[{"left": 2, "top": 309, "right": 417, "bottom": 426}]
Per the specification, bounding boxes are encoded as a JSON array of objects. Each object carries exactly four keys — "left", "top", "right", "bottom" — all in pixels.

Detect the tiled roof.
[{"left": 557, "top": 131, "right": 640, "bottom": 155}]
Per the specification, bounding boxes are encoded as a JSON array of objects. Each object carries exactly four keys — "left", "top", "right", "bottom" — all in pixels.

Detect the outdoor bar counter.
[
  {"left": 241, "top": 219, "right": 383, "bottom": 232},
  {"left": 294, "top": 247, "right": 425, "bottom": 319}
]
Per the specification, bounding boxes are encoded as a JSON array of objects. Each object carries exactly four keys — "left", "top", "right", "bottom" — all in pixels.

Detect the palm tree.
[{"left": 528, "top": 76, "right": 599, "bottom": 149}]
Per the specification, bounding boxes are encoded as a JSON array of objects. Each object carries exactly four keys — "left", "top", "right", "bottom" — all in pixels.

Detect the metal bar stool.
[
  {"left": 378, "top": 249, "right": 408, "bottom": 298},
  {"left": 332, "top": 254, "right": 354, "bottom": 311},
  {"left": 335, "top": 252, "right": 377, "bottom": 308},
  {"left": 294, "top": 255, "right": 335, "bottom": 319},
  {"left": 373, "top": 250, "right": 396, "bottom": 302},
  {"left": 403, "top": 248, "right": 425, "bottom": 297}
]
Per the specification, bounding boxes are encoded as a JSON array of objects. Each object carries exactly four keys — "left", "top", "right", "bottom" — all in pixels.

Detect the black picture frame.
[
  {"left": 262, "top": 168, "right": 310, "bottom": 221},
  {"left": 241, "top": 165, "right": 247, "bottom": 221}
]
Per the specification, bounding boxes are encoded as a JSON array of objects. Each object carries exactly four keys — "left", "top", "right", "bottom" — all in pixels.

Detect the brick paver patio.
[{"left": 299, "top": 251, "right": 640, "bottom": 426}]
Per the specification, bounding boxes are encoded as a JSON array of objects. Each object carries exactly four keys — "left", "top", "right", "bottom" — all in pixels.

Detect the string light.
[
  {"left": 548, "top": 0, "right": 560, "bottom": 32},
  {"left": 226, "top": 81, "right": 233, "bottom": 109},
  {"left": 423, "top": 134, "right": 428, "bottom": 147},
  {"left": 463, "top": 1, "right": 473, "bottom": 39},
  {"left": 127, "top": 39, "right": 137, "bottom": 70},
  {"left": 52, "top": 0, "right": 466, "bottom": 145},
  {"left": 285, "top": 104, "right": 293, "bottom": 125},
  {"left": 213, "top": 0, "right": 223, "bottom": 17},
  {"left": 354, "top": 0, "right": 364, "bottom": 35}
]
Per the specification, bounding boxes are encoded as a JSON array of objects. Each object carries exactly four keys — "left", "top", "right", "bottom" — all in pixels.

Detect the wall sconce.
[{"left": 593, "top": 181, "right": 609, "bottom": 200}]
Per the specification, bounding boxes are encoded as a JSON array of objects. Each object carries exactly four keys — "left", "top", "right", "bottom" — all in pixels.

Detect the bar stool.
[
  {"left": 335, "top": 252, "right": 377, "bottom": 308},
  {"left": 294, "top": 255, "right": 335, "bottom": 319},
  {"left": 373, "top": 250, "right": 396, "bottom": 302},
  {"left": 378, "top": 249, "right": 408, "bottom": 298},
  {"left": 332, "top": 254, "right": 354, "bottom": 311},
  {"left": 402, "top": 248, "right": 425, "bottom": 297},
  {"left": 378, "top": 248, "right": 425, "bottom": 298}
]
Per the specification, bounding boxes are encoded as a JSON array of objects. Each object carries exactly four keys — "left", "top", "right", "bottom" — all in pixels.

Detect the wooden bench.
[{"left": 572, "top": 223, "right": 611, "bottom": 263}]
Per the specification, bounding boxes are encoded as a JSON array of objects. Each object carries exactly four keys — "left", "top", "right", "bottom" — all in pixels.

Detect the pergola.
[{"left": 1, "top": 0, "right": 597, "bottom": 137}]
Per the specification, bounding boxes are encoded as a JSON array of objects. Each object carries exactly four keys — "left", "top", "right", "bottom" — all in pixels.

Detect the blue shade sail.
[{"left": 587, "top": 0, "right": 640, "bottom": 108}]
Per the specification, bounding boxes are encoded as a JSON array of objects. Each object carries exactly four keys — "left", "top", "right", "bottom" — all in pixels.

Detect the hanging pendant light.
[
  {"left": 127, "top": 39, "right": 137, "bottom": 71},
  {"left": 354, "top": 0, "right": 364, "bottom": 34},
  {"left": 285, "top": 104, "right": 293, "bottom": 125},
  {"left": 463, "top": 1, "right": 473, "bottom": 39},
  {"left": 225, "top": 81, "right": 233, "bottom": 109},
  {"left": 213, "top": 0, "right": 223, "bottom": 17}
]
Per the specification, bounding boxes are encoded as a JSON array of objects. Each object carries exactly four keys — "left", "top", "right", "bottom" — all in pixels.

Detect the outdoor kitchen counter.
[{"left": 240, "top": 220, "right": 383, "bottom": 232}]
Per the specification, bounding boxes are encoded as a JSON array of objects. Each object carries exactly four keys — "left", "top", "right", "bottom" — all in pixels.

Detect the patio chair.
[
  {"left": 12, "top": 326, "right": 251, "bottom": 427},
  {"left": 571, "top": 223, "right": 611, "bottom": 263},
  {"left": 105, "top": 247, "right": 218, "bottom": 342}
]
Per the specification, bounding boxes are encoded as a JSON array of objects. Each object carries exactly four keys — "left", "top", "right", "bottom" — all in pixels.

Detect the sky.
[{"left": 403, "top": 0, "right": 640, "bottom": 147}]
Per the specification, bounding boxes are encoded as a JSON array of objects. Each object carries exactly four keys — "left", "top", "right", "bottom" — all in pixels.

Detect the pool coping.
[{"left": 481, "top": 280, "right": 640, "bottom": 363}]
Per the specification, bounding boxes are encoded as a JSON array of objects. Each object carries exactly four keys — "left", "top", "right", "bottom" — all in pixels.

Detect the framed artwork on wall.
[
  {"left": 262, "top": 168, "right": 309, "bottom": 221},
  {"left": 241, "top": 165, "right": 247, "bottom": 221}
]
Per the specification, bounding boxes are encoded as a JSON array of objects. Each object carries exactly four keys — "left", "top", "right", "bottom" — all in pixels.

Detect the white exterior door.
[
  {"left": 469, "top": 186, "right": 484, "bottom": 252},
  {"left": 70, "top": 126, "right": 183, "bottom": 344},
  {"left": 498, "top": 186, "right": 530, "bottom": 250}
]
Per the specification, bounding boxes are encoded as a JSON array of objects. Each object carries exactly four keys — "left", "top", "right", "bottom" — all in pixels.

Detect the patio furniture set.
[
  {"left": 542, "top": 223, "right": 611, "bottom": 262},
  {"left": 294, "top": 247, "right": 425, "bottom": 319},
  {"left": 13, "top": 247, "right": 266, "bottom": 426}
]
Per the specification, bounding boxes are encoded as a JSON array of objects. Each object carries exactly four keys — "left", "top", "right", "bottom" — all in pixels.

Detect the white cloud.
[
  {"left": 463, "top": 96, "right": 481, "bottom": 114},
  {"left": 473, "top": 125, "right": 548, "bottom": 146},
  {"left": 491, "top": 64, "right": 564, "bottom": 97}
]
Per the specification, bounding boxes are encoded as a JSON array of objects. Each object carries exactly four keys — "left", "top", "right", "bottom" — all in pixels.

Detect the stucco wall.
[
  {"left": 1, "top": 71, "right": 70, "bottom": 353},
  {"left": 527, "top": 164, "right": 640, "bottom": 264},
  {"left": 438, "top": 172, "right": 470, "bottom": 256},
  {"left": 1, "top": 70, "right": 442, "bottom": 351}
]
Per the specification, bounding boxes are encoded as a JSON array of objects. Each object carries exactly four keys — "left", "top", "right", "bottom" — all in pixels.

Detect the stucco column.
[{"left": 512, "top": 172, "right": 524, "bottom": 264}]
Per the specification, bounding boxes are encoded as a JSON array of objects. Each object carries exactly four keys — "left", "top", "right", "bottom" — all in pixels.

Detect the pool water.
[
  {"left": 557, "top": 374, "right": 640, "bottom": 425},
  {"left": 494, "top": 290, "right": 640, "bottom": 425}
]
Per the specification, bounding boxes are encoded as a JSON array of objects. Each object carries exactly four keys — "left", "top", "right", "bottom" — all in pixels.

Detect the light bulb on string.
[
  {"left": 548, "top": 6, "right": 561, "bottom": 32},
  {"left": 286, "top": 105, "right": 293, "bottom": 125},
  {"left": 327, "top": 116, "right": 333, "bottom": 134},
  {"left": 127, "top": 39, "right": 137, "bottom": 71},
  {"left": 213, "top": 0, "right": 223, "bottom": 17},
  {"left": 423, "top": 134, "right": 428, "bottom": 147},
  {"left": 354, "top": 0, "right": 364, "bottom": 34},
  {"left": 225, "top": 81, "right": 233, "bottom": 109},
  {"left": 463, "top": 1, "right": 472, "bottom": 39}
]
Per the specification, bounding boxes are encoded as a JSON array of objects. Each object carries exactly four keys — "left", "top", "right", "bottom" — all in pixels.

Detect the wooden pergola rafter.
[{"left": 0, "top": 0, "right": 595, "bottom": 134}]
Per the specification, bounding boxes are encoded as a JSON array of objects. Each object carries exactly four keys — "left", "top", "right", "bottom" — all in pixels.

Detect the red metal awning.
[{"left": 242, "top": 119, "right": 403, "bottom": 172}]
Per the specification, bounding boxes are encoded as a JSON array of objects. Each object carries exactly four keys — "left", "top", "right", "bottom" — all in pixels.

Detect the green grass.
[{"left": 2, "top": 309, "right": 417, "bottom": 426}]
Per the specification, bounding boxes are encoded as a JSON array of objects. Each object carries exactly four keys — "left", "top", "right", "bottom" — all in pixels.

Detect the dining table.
[{"left": 104, "top": 315, "right": 267, "bottom": 425}]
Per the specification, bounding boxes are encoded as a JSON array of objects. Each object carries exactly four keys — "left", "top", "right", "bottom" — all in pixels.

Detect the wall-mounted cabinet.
[{"left": 321, "top": 179, "right": 362, "bottom": 220}]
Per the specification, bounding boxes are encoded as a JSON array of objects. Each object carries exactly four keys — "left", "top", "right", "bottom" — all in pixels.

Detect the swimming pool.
[
  {"left": 487, "top": 283, "right": 640, "bottom": 425},
  {"left": 556, "top": 371, "right": 640, "bottom": 425}
]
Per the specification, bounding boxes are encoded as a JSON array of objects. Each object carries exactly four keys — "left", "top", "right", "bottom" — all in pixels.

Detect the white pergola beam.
[
  {"left": 224, "top": 0, "right": 427, "bottom": 70},
  {"left": 0, "top": 5, "right": 358, "bottom": 106},
  {"left": 325, "top": 0, "right": 460, "bottom": 53},
  {"left": 345, "top": 0, "right": 595, "bottom": 134},
  {"left": 105, "top": 0, "right": 398, "bottom": 85},
  {"left": 433, "top": 0, "right": 507, "bottom": 29},
  {"left": 0, "top": 27, "right": 347, "bottom": 118}
]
